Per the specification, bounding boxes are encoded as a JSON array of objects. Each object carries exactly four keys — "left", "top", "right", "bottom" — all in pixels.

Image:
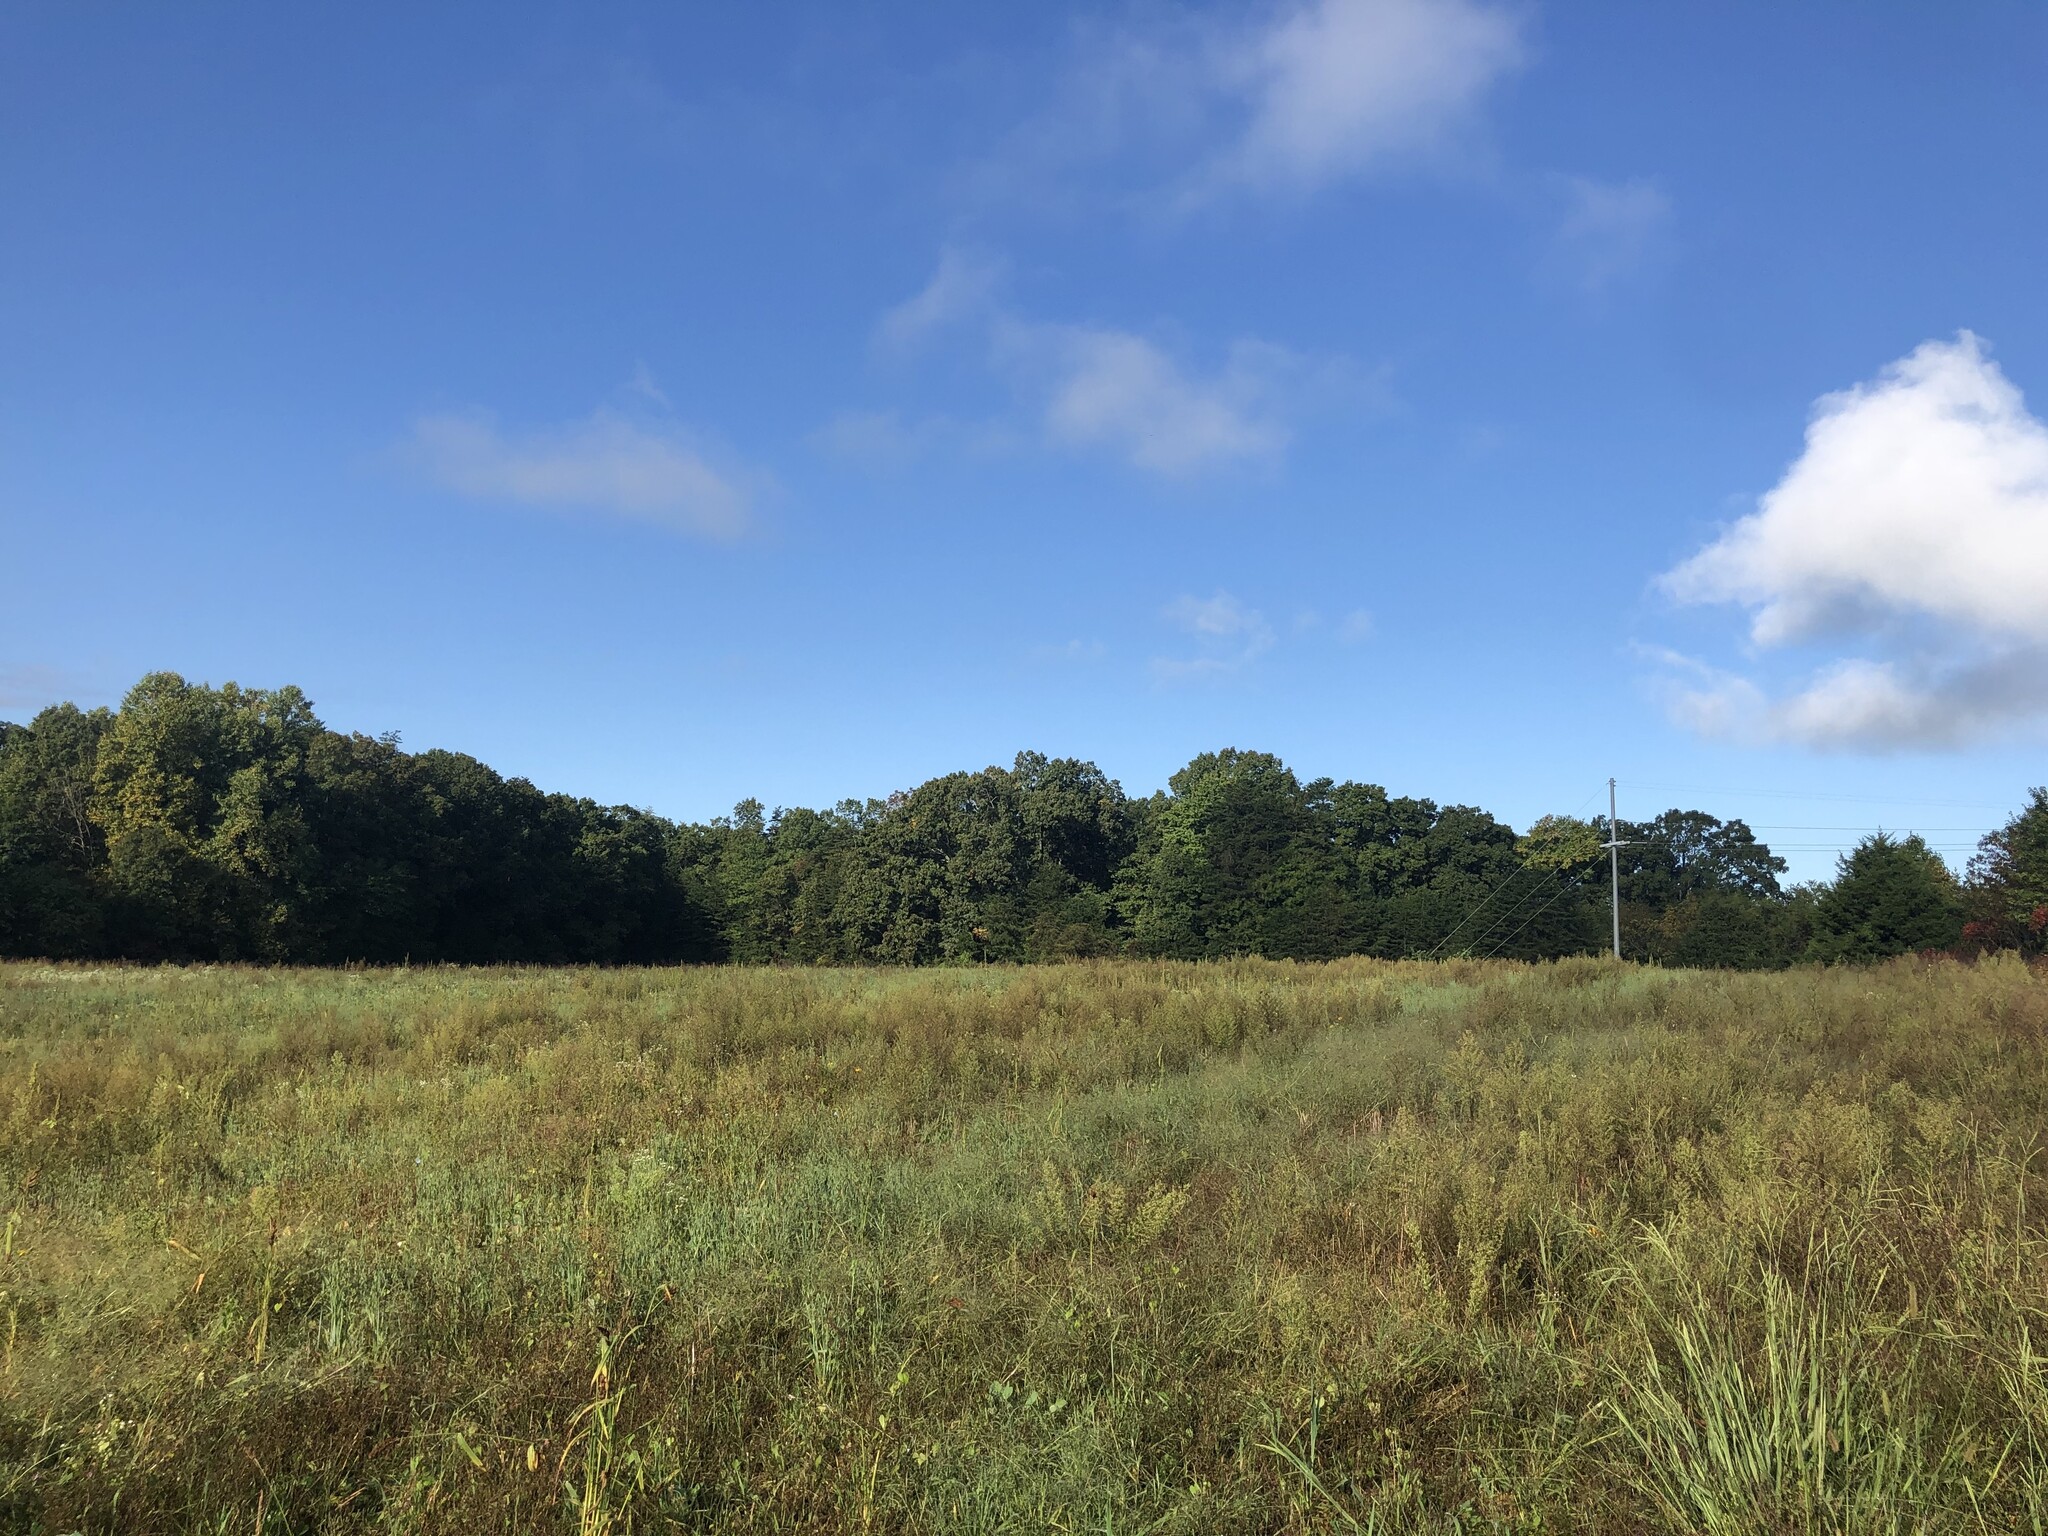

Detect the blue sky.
[{"left": 5, "top": 2, "right": 2046, "bottom": 880}]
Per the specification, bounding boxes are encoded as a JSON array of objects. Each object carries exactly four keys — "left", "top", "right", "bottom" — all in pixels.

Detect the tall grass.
[{"left": 2, "top": 954, "right": 2046, "bottom": 1531}]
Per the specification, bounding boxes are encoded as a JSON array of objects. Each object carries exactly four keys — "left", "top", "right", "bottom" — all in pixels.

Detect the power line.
[
  {"left": 1620, "top": 837, "right": 1984, "bottom": 854},
  {"left": 1619, "top": 781, "right": 2017, "bottom": 812},
  {"left": 1736, "top": 825, "right": 1995, "bottom": 833},
  {"left": 1425, "top": 860, "right": 1548, "bottom": 961},
  {"left": 1424, "top": 781, "right": 1605, "bottom": 961},
  {"left": 1623, "top": 835, "right": 1984, "bottom": 850},
  {"left": 1603, "top": 777, "right": 1625, "bottom": 960},
  {"left": 1423, "top": 781, "right": 2002, "bottom": 966},
  {"left": 1460, "top": 865, "right": 1573, "bottom": 958},
  {"left": 1483, "top": 871, "right": 1592, "bottom": 961},
  {"left": 1759, "top": 844, "right": 1985, "bottom": 855}
]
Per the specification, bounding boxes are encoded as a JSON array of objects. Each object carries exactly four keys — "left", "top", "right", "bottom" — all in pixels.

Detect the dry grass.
[{"left": 3, "top": 954, "right": 2047, "bottom": 1532}]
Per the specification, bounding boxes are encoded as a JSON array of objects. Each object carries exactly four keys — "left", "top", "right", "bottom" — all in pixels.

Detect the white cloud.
[
  {"left": 980, "top": 0, "right": 1522, "bottom": 210},
  {"left": 1658, "top": 333, "right": 2048, "bottom": 748},
  {"left": 1667, "top": 334, "right": 2048, "bottom": 644},
  {"left": 624, "top": 362, "right": 671, "bottom": 407},
  {"left": 1645, "top": 648, "right": 1770, "bottom": 744},
  {"left": 1168, "top": 590, "right": 1273, "bottom": 643},
  {"left": 1553, "top": 175, "right": 1671, "bottom": 289},
  {"left": 809, "top": 409, "right": 1019, "bottom": 471},
  {"left": 1651, "top": 648, "right": 2048, "bottom": 753},
  {"left": 875, "top": 247, "right": 1003, "bottom": 352},
  {"left": 1338, "top": 608, "right": 1376, "bottom": 642},
  {"left": 1028, "top": 638, "right": 1109, "bottom": 665},
  {"left": 1214, "top": 0, "right": 1524, "bottom": 193},
  {"left": 848, "top": 242, "right": 1371, "bottom": 479},
  {"left": 1772, "top": 660, "right": 1966, "bottom": 750},
  {"left": 410, "top": 408, "right": 752, "bottom": 539},
  {"left": 1026, "top": 326, "right": 1291, "bottom": 474},
  {"left": 810, "top": 410, "right": 940, "bottom": 471},
  {"left": 1154, "top": 590, "right": 1276, "bottom": 678}
]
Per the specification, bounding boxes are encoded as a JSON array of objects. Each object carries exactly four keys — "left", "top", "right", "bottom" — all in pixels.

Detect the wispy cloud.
[
  {"left": 409, "top": 405, "right": 754, "bottom": 539},
  {"left": 1293, "top": 605, "right": 1376, "bottom": 642},
  {"left": 1337, "top": 608, "right": 1376, "bottom": 643},
  {"left": 1656, "top": 332, "right": 2048, "bottom": 749},
  {"left": 1015, "top": 324, "right": 1295, "bottom": 475},
  {"left": 874, "top": 245, "right": 1004, "bottom": 352},
  {"left": 624, "top": 361, "right": 671, "bottom": 407},
  {"left": 1028, "top": 638, "right": 1110, "bottom": 665},
  {"left": 810, "top": 410, "right": 945, "bottom": 472},
  {"left": 982, "top": 0, "right": 1524, "bottom": 211},
  {"left": 809, "top": 409, "right": 1019, "bottom": 471},
  {"left": 1153, "top": 590, "right": 1277, "bottom": 679},
  {"left": 1211, "top": 0, "right": 1525, "bottom": 195},
  {"left": 841, "top": 250, "right": 1354, "bottom": 478},
  {"left": 1551, "top": 174, "right": 1672, "bottom": 289}
]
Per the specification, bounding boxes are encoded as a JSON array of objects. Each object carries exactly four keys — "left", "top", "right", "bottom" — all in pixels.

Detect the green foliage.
[
  {"left": 1115, "top": 754, "right": 1580, "bottom": 962},
  {"left": 1605, "top": 811, "right": 1802, "bottom": 969},
  {"left": 6, "top": 955, "right": 2048, "bottom": 1531},
  {"left": 6, "top": 672, "right": 2044, "bottom": 969},
  {"left": 0, "top": 677, "right": 723, "bottom": 966},
  {"left": 1518, "top": 814, "right": 1603, "bottom": 871},
  {"left": 89, "top": 672, "right": 323, "bottom": 958},
  {"left": 1625, "top": 888, "right": 1802, "bottom": 971},
  {"left": 1619, "top": 810, "right": 1786, "bottom": 903},
  {"left": 1118, "top": 749, "right": 1319, "bottom": 957},
  {"left": 1810, "top": 834, "right": 1965, "bottom": 962},
  {"left": 0, "top": 703, "right": 111, "bottom": 956},
  {"left": 1604, "top": 1228, "right": 1970, "bottom": 1535},
  {"left": 1968, "top": 787, "right": 2048, "bottom": 956}
]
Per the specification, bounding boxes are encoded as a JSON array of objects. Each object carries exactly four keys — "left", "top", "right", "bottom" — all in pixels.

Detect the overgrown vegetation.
[
  {"left": 6, "top": 955, "right": 2048, "bottom": 1531},
  {"left": 7, "top": 673, "right": 2043, "bottom": 968}
]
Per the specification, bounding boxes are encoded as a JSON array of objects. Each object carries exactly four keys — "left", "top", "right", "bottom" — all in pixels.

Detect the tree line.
[{"left": 2, "top": 673, "right": 2043, "bottom": 967}]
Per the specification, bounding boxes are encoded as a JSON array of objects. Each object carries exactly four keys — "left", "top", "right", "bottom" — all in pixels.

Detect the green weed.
[{"left": 0, "top": 954, "right": 2045, "bottom": 1531}]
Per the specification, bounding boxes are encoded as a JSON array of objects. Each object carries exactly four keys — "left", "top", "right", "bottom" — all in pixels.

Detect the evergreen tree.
[{"left": 1810, "top": 834, "right": 1964, "bottom": 962}]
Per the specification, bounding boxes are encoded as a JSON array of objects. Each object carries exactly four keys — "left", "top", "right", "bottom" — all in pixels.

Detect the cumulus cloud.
[
  {"left": 1653, "top": 648, "right": 2048, "bottom": 753},
  {"left": 1154, "top": 591, "right": 1276, "bottom": 678},
  {"left": 410, "top": 407, "right": 752, "bottom": 539},
  {"left": 1658, "top": 333, "right": 2048, "bottom": 748},
  {"left": 1667, "top": 334, "right": 2048, "bottom": 644},
  {"left": 1765, "top": 660, "right": 1988, "bottom": 751}
]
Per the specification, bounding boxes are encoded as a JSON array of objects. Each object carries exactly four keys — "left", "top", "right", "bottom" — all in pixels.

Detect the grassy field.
[{"left": 4, "top": 957, "right": 2048, "bottom": 1533}]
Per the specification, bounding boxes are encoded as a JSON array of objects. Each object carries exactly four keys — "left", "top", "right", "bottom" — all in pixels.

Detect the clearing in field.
[{"left": 4, "top": 956, "right": 2048, "bottom": 1532}]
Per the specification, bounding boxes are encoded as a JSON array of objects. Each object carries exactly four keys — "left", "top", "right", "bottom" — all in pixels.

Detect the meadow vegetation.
[{"left": 5, "top": 955, "right": 2048, "bottom": 1532}]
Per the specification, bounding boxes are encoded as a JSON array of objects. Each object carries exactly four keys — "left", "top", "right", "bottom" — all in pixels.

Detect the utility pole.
[{"left": 1603, "top": 777, "right": 1624, "bottom": 960}]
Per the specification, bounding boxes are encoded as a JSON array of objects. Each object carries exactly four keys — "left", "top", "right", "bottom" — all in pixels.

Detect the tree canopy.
[
  {"left": 1811, "top": 834, "right": 1965, "bottom": 963},
  {"left": 1, "top": 672, "right": 2035, "bottom": 969},
  {"left": 1966, "top": 788, "right": 2048, "bottom": 956}
]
